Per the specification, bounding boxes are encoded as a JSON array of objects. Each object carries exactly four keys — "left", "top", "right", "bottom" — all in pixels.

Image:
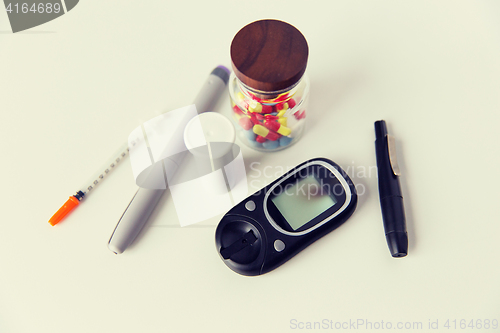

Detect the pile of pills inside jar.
[{"left": 230, "top": 91, "right": 306, "bottom": 150}]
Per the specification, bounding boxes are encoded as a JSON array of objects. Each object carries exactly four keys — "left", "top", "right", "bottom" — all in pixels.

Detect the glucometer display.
[{"left": 271, "top": 176, "right": 337, "bottom": 230}]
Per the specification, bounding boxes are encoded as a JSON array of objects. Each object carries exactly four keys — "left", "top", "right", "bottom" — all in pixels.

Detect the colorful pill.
[
  {"left": 294, "top": 110, "right": 306, "bottom": 120},
  {"left": 278, "top": 117, "right": 287, "bottom": 126},
  {"left": 261, "top": 104, "right": 273, "bottom": 114},
  {"left": 277, "top": 109, "right": 287, "bottom": 118},
  {"left": 256, "top": 135, "right": 267, "bottom": 143},
  {"left": 253, "top": 124, "right": 280, "bottom": 141},
  {"left": 277, "top": 125, "right": 291, "bottom": 136},
  {"left": 263, "top": 120, "right": 279, "bottom": 131},
  {"left": 265, "top": 114, "right": 279, "bottom": 120},
  {"left": 248, "top": 100, "right": 263, "bottom": 113},
  {"left": 238, "top": 116, "right": 253, "bottom": 130},
  {"left": 263, "top": 140, "right": 279, "bottom": 150},
  {"left": 244, "top": 129, "right": 257, "bottom": 141},
  {"left": 264, "top": 121, "right": 291, "bottom": 136},
  {"left": 247, "top": 140, "right": 263, "bottom": 148},
  {"left": 232, "top": 105, "right": 244, "bottom": 116},
  {"left": 255, "top": 113, "right": 265, "bottom": 121},
  {"left": 276, "top": 102, "right": 288, "bottom": 112},
  {"left": 236, "top": 92, "right": 251, "bottom": 110},
  {"left": 287, "top": 98, "right": 296, "bottom": 109},
  {"left": 279, "top": 136, "right": 293, "bottom": 147},
  {"left": 249, "top": 113, "right": 260, "bottom": 125},
  {"left": 236, "top": 92, "right": 245, "bottom": 102}
]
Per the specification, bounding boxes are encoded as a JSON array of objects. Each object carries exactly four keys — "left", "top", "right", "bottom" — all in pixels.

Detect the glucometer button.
[
  {"left": 245, "top": 200, "right": 256, "bottom": 211},
  {"left": 274, "top": 240, "right": 285, "bottom": 252}
]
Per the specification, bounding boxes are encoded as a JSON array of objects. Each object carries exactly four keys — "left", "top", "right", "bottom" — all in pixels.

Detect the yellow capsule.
[
  {"left": 236, "top": 92, "right": 245, "bottom": 102},
  {"left": 277, "top": 125, "right": 291, "bottom": 136},
  {"left": 278, "top": 102, "right": 289, "bottom": 112},
  {"left": 253, "top": 124, "right": 269, "bottom": 137},
  {"left": 248, "top": 100, "right": 263, "bottom": 113},
  {"left": 278, "top": 117, "right": 287, "bottom": 126},
  {"left": 277, "top": 110, "right": 286, "bottom": 118}
]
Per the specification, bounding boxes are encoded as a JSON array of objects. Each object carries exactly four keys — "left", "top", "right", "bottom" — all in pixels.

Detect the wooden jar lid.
[{"left": 230, "top": 19, "right": 308, "bottom": 92}]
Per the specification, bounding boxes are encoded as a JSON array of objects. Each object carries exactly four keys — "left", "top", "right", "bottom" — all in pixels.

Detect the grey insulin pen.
[
  {"left": 374, "top": 120, "right": 408, "bottom": 258},
  {"left": 108, "top": 66, "right": 230, "bottom": 254}
]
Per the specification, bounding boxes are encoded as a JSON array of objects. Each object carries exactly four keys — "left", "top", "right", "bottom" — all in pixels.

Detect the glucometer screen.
[{"left": 271, "top": 175, "right": 337, "bottom": 230}]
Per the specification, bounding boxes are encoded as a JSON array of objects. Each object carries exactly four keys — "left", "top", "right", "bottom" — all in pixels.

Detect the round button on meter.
[
  {"left": 245, "top": 200, "right": 256, "bottom": 211},
  {"left": 274, "top": 240, "right": 285, "bottom": 252}
]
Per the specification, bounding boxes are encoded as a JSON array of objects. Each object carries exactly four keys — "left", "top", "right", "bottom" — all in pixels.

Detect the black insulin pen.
[{"left": 374, "top": 120, "right": 408, "bottom": 258}]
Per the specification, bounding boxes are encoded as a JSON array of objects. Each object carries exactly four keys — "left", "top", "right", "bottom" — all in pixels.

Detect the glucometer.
[{"left": 215, "top": 158, "right": 357, "bottom": 276}]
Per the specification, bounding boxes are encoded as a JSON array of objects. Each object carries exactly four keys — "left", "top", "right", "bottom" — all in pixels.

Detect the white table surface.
[{"left": 1, "top": 1, "right": 500, "bottom": 332}]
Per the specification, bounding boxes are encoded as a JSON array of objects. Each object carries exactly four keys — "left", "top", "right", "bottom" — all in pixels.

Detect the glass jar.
[{"left": 229, "top": 19, "right": 310, "bottom": 152}]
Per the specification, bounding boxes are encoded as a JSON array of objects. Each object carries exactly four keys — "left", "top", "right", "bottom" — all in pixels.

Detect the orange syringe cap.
[{"left": 49, "top": 196, "right": 80, "bottom": 226}]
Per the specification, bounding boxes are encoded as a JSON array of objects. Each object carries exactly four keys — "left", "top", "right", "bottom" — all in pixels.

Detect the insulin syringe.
[{"left": 48, "top": 140, "right": 137, "bottom": 226}]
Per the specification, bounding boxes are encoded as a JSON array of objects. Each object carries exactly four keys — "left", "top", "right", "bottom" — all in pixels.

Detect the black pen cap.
[
  {"left": 375, "top": 120, "right": 388, "bottom": 139},
  {"left": 386, "top": 231, "right": 408, "bottom": 258}
]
